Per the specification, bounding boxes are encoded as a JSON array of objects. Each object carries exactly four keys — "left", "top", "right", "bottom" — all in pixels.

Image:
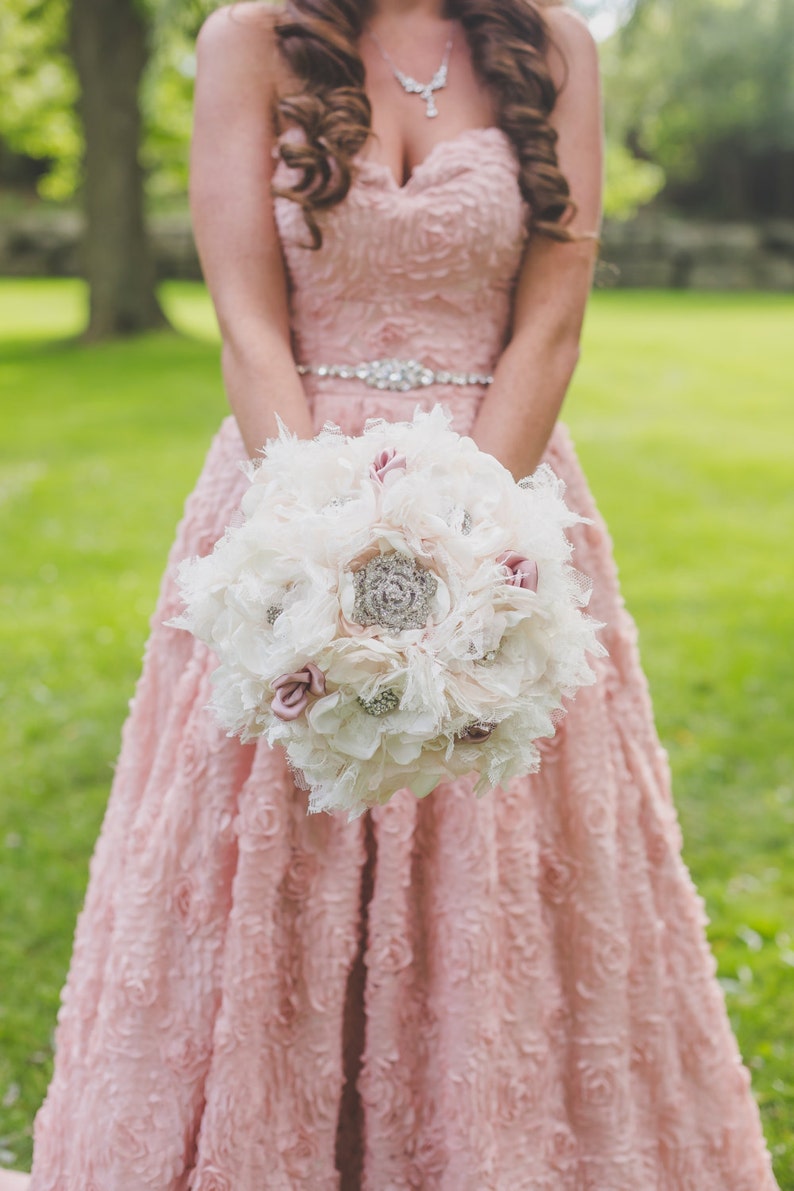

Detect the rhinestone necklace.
[{"left": 367, "top": 28, "right": 454, "bottom": 119}]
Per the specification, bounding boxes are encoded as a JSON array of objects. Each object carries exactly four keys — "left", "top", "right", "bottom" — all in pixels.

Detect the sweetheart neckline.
[
  {"left": 352, "top": 125, "right": 514, "bottom": 193},
  {"left": 273, "top": 124, "right": 519, "bottom": 196}
]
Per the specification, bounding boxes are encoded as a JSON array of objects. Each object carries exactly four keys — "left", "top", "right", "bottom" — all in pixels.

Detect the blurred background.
[{"left": 0, "top": 0, "right": 792, "bottom": 1182}]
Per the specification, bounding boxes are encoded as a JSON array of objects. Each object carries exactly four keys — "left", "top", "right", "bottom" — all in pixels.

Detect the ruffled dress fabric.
[{"left": 29, "top": 127, "right": 779, "bottom": 1189}]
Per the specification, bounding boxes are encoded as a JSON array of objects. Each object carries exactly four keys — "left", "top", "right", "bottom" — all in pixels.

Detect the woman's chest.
[{"left": 272, "top": 127, "right": 530, "bottom": 305}]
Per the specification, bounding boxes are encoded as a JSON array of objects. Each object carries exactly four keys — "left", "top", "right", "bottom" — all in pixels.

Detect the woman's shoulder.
[
  {"left": 197, "top": 1, "right": 281, "bottom": 42},
  {"left": 541, "top": 3, "right": 597, "bottom": 43},
  {"left": 195, "top": 3, "right": 292, "bottom": 94},
  {"left": 541, "top": 5, "right": 598, "bottom": 56},
  {"left": 197, "top": 1, "right": 287, "bottom": 39},
  {"left": 539, "top": 4, "right": 600, "bottom": 91}
]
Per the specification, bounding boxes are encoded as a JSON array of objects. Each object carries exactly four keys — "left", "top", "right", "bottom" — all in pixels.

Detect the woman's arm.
[
  {"left": 469, "top": 6, "right": 603, "bottom": 480},
  {"left": 190, "top": 2, "right": 315, "bottom": 458}
]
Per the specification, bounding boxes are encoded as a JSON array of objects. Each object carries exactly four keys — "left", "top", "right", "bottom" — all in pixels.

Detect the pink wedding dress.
[{"left": 29, "top": 126, "right": 779, "bottom": 1190}]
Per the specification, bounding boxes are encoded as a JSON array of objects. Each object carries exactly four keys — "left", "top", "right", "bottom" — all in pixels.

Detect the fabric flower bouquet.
[{"left": 169, "top": 405, "right": 607, "bottom": 820}]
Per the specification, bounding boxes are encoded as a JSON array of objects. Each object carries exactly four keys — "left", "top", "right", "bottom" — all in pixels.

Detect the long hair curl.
[{"left": 272, "top": 0, "right": 578, "bottom": 249}]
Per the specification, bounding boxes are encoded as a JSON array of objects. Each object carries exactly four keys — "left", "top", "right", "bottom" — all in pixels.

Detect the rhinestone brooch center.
[{"left": 351, "top": 552, "right": 438, "bottom": 632}]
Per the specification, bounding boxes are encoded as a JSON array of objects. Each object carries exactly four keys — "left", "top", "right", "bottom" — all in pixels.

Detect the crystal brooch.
[
  {"left": 357, "top": 689, "right": 400, "bottom": 716},
  {"left": 351, "top": 552, "right": 437, "bottom": 632}
]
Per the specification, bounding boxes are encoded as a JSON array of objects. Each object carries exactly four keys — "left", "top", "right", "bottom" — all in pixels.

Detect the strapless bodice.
[{"left": 272, "top": 126, "right": 530, "bottom": 433}]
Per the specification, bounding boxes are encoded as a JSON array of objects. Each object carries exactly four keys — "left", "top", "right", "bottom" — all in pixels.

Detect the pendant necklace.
[{"left": 367, "top": 29, "right": 454, "bottom": 119}]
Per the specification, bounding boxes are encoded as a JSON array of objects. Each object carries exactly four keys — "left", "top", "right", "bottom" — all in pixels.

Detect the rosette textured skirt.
[{"left": 28, "top": 413, "right": 779, "bottom": 1190}]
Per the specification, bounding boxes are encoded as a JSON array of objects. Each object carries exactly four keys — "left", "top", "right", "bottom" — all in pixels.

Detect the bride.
[{"left": 22, "top": 0, "right": 779, "bottom": 1186}]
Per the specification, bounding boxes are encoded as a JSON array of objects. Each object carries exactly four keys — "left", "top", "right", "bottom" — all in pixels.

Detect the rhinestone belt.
[{"left": 296, "top": 357, "right": 494, "bottom": 393}]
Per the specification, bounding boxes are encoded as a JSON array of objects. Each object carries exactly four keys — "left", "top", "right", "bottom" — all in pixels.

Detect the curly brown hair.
[{"left": 271, "top": 0, "right": 577, "bottom": 250}]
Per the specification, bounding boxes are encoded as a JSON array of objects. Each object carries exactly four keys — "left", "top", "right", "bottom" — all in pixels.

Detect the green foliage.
[
  {"left": 603, "top": 0, "right": 794, "bottom": 211},
  {"left": 138, "top": 0, "right": 221, "bottom": 199},
  {"left": 0, "top": 0, "right": 80, "bottom": 199},
  {"left": 0, "top": 280, "right": 792, "bottom": 1182},
  {"left": 0, "top": 0, "right": 223, "bottom": 204},
  {"left": 139, "top": 30, "right": 199, "bottom": 200},
  {"left": 602, "top": 137, "right": 665, "bottom": 220}
]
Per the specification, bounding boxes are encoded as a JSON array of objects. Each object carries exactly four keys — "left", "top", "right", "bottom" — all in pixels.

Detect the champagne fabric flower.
[
  {"left": 370, "top": 447, "right": 407, "bottom": 484},
  {"left": 271, "top": 664, "right": 326, "bottom": 721},
  {"left": 497, "top": 550, "right": 539, "bottom": 592}
]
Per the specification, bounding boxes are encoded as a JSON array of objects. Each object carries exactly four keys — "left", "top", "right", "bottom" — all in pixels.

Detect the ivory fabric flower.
[{"left": 169, "top": 405, "right": 607, "bottom": 820}]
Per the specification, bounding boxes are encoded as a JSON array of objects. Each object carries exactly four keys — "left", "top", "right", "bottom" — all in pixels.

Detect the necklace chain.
[{"left": 367, "top": 29, "right": 454, "bottom": 119}]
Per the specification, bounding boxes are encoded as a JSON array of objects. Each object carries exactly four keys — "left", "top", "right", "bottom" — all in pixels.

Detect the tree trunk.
[{"left": 69, "top": 0, "right": 169, "bottom": 339}]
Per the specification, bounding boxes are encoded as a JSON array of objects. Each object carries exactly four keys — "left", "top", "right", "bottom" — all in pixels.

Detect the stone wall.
[
  {"left": 0, "top": 210, "right": 84, "bottom": 278},
  {"left": 1, "top": 209, "right": 793, "bottom": 290},
  {"left": 599, "top": 212, "right": 794, "bottom": 290},
  {"left": 0, "top": 212, "right": 201, "bottom": 281}
]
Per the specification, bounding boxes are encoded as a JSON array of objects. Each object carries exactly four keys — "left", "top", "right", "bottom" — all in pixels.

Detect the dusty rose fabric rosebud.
[
  {"left": 369, "top": 447, "right": 407, "bottom": 484},
  {"left": 271, "top": 664, "right": 326, "bottom": 721},
  {"left": 458, "top": 721, "right": 496, "bottom": 743},
  {"left": 497, "top": 550, "right": 539, "bottom": 593}
]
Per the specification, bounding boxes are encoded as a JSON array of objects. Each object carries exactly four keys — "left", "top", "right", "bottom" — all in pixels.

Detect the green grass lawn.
[{"left": 1, "top": 279, "right": 792, "bottom": 1181}]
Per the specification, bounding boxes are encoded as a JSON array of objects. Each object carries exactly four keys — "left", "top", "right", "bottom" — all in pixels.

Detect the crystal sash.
[{"left": 296, "top": 357, "right": 493, "bottom": 393}]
